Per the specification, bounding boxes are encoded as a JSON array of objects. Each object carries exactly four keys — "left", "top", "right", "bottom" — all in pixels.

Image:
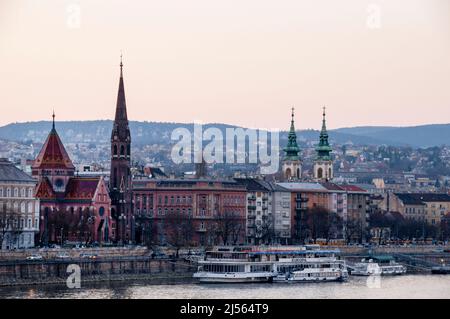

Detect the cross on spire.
[
  {"left": 120, "top": 52, "right": 123, "bottom": 76},
  {"left": 52, "top": 110, "right": 55, "bottom": 130}
]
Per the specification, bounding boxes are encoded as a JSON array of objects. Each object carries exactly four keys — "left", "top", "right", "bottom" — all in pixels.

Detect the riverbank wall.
[{"left": 0, "top": 257, "right": 196, "bottom": 287}]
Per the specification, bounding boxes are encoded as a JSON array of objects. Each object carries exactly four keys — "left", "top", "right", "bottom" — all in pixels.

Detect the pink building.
[{"left": 133, "top": 178, "right": 247, "bottom": 246}]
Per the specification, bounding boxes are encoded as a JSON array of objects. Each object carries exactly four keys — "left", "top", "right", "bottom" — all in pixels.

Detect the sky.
[{"left": 0, "top": 0, "right": 449, "bottom": 130}]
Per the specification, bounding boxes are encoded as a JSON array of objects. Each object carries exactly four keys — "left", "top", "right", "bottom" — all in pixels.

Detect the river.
[{"left": 1, "top": 275, "right": 449, "bottom": 299}]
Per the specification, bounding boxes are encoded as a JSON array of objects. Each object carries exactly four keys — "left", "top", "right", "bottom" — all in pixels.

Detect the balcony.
[
  {"left": 247, "top": 205, "right": 257, "bottom": 210},
  {"left": 295, "top": 197, "right": 308, "bottom": 203}
]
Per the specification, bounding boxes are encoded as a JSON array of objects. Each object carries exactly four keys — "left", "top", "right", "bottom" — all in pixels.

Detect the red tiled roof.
[
  {"left": 339, "top": 185, "right": 368, "bottom": 193},
  {"left": 35, "top": 177, "right": 56, "bottom": 199},
  {"left": 32, "top": 129, "right": 74, "bottom": 170},
  {"left": 65, "top": 177, "right": 100, "bottom": 200},
  {"left": 320, "top": 182, "right": 344, "bottom": 191}
]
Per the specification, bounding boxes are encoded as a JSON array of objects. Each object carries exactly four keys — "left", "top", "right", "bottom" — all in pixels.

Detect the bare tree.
[
  {"left": 0, "top": 202, "right": 22, "bottom": 249},
  {"left": 214, "top": 211, "right": 244, "bottom": 245},
  {"left": 165, "top": 210, "right": 195, "bottom": 257}
]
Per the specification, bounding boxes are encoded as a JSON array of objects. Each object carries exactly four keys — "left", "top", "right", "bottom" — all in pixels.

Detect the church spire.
[
  {"left": 52, "top": 110, "right": 55, "bottom": 131},
  {"left": 316, "top": 106, "right": 332, "bottom": 160},
  {"left": 283, "top": 107, "right": 300, "bottom": 161},
  {"left": 115, "top": 54, "right": 128, "bottom": 123}
]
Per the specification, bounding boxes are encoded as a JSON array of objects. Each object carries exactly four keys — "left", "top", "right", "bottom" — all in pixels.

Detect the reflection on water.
[{"left": 1, "top": 275, "right": 449, "bottom": 299}]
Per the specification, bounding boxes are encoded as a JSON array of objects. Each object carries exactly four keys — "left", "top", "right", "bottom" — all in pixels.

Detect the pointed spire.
[
  {"left": 321, "top": 106, "right": 327, "bottom": 132},
  {"left": 316, "top": 106, "right": 332, "bottom": 160},
  {"left": 120, "top": 52, "right": 123, "bottom": 78},
  {"left": 52, "top": 110, "right": 55, "bottom": 131},
  {"left": 114, "top": 53, "right": 128, "bottom": 123},
  {"left": 283, "top": 107, "right": 300, "bottom": 161}
]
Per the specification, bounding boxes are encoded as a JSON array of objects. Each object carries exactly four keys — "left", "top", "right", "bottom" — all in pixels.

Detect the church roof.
[
  {"left": 35, "top": 177, "right": 56, "bottom": 199},
  {"left": 35, "top": 176, "right": 101, "bottom": 202},
  {"left": 65, "top": 177, "right": 101, "bottom": 200},
  {"left": 32, "top": 118, "right": 74, "bottom": 170}
]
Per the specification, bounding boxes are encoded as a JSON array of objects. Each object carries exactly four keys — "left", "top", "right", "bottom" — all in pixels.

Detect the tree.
[
  {"left": 255, "top": 215, "right": 275, "bottom": 245},
  {"left": 0, "top": 202, "right": 22, "bottom": 249},
  {"left": 214, "top": 211, "right": 244, "bottom": 246},
  {"left": 303, "top": 207, "right": 342, "bottom": 244},
  {"left": 165, "top": 210, "right": 195, "bottom": 257}
]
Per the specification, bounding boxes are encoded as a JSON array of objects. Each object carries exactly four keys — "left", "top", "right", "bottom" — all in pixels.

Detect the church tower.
[
  {"left": 282, "top": 107, "right": 302, "bottom": 180},
  {"left": 313, "top": 107, "right": 333, "bottom": 181},
  {"left": 110, "top": 55, "right": 133, "bottom": 243}
]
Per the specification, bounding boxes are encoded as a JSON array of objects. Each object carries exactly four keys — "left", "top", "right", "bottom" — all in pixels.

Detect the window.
[
  {"left": 120, "top": 145, "right": 125, "bottom": 156},
  {"left": 6, "top": 188, "right": 10, "bottom": 197},
  {"left": 28, "top": 188, "right": 33, "bottom": 198},
  {"left": 14, "top": 188, "right": 18, "bottom": 197},
  {"left": 0, "top": 188, "right": 3, "bottom": 197},
  {"left": 21, "top": 188, "right": 25, "bottom": 197},
  {"left": 113, "top": 145, "right": 118, "bottom": 155}
]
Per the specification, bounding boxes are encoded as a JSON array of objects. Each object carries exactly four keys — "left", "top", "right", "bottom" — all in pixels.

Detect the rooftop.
[{"left": 0, "top": 158, "right": 35, "bottom": 183}]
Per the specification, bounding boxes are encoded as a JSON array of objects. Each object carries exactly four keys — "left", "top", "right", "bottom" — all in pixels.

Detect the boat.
[
  {"left": 370, "top": 255, "right": 407, "bottom": 275},
  {"left": 193, "top": 246, "right": 348, "bottom": 283},
  {"left": 349, "top": 259, "right": 382, "bottom": 276},
  {"left": 192, "top": 247, "right": 275, "bottom": 283}
]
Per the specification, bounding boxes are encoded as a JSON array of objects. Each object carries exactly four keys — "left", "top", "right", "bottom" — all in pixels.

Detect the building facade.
[
  {"left": 0, "top": 159, "right": 40, "bottom": 249},
  {"left": 390, "top": 193, "right": 450, "bottom": 225},
  {"left": 133, "top": 179, "right": 247, "bottom": 246}
]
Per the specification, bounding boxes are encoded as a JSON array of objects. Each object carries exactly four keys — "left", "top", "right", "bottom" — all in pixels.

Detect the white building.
[{"left": 0, "top": 158, "right": 40, "bottom": 249}]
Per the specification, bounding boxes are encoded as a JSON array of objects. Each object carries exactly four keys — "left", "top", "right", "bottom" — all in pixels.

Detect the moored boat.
[
  {"left": 193, "top": 246, "right": 348, "bottom": 283},
  {"left": 350, "top": 259, "right": 382, "bottom": 276}
]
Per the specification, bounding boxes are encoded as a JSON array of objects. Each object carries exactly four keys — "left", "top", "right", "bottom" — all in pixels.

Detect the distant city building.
[
  {"left": 313, "top": 107, "right": 333, "bottom": 181},
  {"left": 389, "top": 193, "right": 450, "bottom": 225},
  {"left": 282, "top": 108, "right": 302, "bottom": 181},
  {"left": 0, "top": 158, "right": 39, "bottom": 249}
]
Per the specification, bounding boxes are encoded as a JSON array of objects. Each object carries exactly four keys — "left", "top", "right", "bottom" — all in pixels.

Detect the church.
[{"left": 32, "top": 57, "right": 133, "bottom": 246}]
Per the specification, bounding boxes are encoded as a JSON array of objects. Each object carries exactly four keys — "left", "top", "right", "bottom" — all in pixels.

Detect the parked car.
[
  {"left": 26, "top": 254, "right": 43, "bottom": 260},
  {"left": 56, "top": 252, "right": 70, "bottom": 259},
  {"left": 80, "top": 253, "right": 98, "bottom": 259},
  {"left": 151, "top": 252, "right": 167, "bottom": 259}
]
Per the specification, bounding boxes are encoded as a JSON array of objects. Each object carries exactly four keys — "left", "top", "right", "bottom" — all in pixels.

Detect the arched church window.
[
  {"left": 120, "top": 145, "right": 125, "bottom": 156},
  {"left": 285, "top": 168, "right": 292, "bottom": 179},
  {"left": 113, "top": 145, "right": 118, "bottom": 155},
  {"left": 317, "top": 168, "right": 323, "bottom": 179},
  {"left": 127, "top": 144, "right": 130, "bottom": 156}
]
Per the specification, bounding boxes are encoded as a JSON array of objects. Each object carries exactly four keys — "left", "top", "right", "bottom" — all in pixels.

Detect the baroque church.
[{"left": 281, "top": 107, "right": 334, "bottom": 182}]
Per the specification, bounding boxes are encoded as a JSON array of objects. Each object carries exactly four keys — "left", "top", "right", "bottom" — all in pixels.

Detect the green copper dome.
[
  {"left": 316, "top": 107, "right": 332, "bottom": 160},
  {"left": 283, "top": 107, "right": 300, "bottom": 161}
]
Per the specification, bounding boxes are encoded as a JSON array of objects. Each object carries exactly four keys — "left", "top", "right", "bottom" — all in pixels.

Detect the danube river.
[{"left": 1, "top": 275, "right": 449, "bottom": 299}]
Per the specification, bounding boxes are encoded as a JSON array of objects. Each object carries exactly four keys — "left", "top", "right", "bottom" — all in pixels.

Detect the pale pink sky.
[{"left": 0, "top": 0, "right": 449, "bottom": 130}]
